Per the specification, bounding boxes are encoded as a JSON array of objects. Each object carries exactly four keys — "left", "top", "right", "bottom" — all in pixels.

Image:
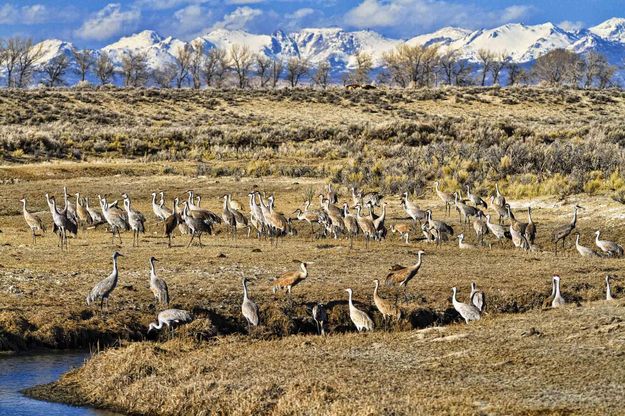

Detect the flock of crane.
[{"left": 15, "top": 181, "right": 622, "bottom": 335}]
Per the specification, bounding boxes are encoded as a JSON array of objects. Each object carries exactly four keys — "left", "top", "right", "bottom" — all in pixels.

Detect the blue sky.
[{"left": 0, "top": 0, "right": 623, "bottom": 47}]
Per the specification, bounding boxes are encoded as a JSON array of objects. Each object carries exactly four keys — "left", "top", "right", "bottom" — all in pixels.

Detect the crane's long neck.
[
  {"left": 300, "top": 263, "right": 307, "bottom": 277},
  {"left": 595, "top": 232, "right": 600, "bottom": 243},
  {"left": 152, "top": 194, "right": 157, "bottom": 205},
  {"left": 242, "top": 281, "right": 249, "bottom": 300},
  {"left": 576, "top": 234, "right": 580, "bottom": 246},
  {"left": 374, "top": 281, "right": 379, "bottom": 296},
  {"left": 347, "top": 290, "right": 353, "bottom": 306},
  {"left": 380, "top": 204, "right": 386, "bottom": 220},
  {"left": 528, "top": 207, "right": 532, "bottom": 222},
  {"left": 343, "top": 205, "right": 349, "bottom": 216},
  {"left": 149, "top": 260, "right": 156, "bottom": 281},
  {"left": 151, "top": 320, "right": 164, "bottom": 331},
  {"left": 452, "top": 288, "right": 458, "bottom": 304},
  {"left": 571, "top": 208, "right": 578, "bottom": 226},
  {"left": 21, "top": 199, "right": 26, "bottom": 211},
  {"left": 223, "top": 197, "right": 229, "bottom": 210},
  {"left": 415, "top": 253, "right": 423, "bottom": 268},
  {"left": 554, "top": 278, "right": 561, "bottom": 297},
  {"left": 112, "top": 257, "right": 119, "bottom": 280},
  {"left": 606, "top": 278, "right": 612, "bottom": 300}
]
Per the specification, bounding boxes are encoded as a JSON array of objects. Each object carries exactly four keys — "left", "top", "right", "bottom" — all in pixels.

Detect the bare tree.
[
  {"left": 173, "top": 44, "right": 192, "bottom": 88},
  {"left": 270, "top": 58, "right": 283, "bottom": 88},
  {"left": 43, "top": 54, "right": 70, "bottom": 87},
  {"left": 153, "top": 63, "right": 176, "bottom": 88},
  {"left": 438, "top": 49, "right": 459, "bottom": 85},
  {"left": 507, "top": 62, "right": 524, "bottom": 85},
  {"left": 312, "top": 60, "right": 331, "bottom": 89},
  {"left": 583, "top": 51, "right": 616, "bottom": 89},
  {"left": 229, "top": 44, "right": 253, "bottom": 88},
  {"left": 72, "top": 48, "right": 94, "bottom": 82},
  {"left": 348, "top": 51, "right": 373, "bottom": 85},
  {"left": 6, "top": 38, "right": 44, "bottom": 88},
  {"left": 477, "top": 49, "right": 494, "bottom": 86},
  {"left": 255, "top": 54, "right": 272, "bottom": 88},
  {"left": 490, "top": 51, "right": 508, "bottom": 85},
  {"left": 189, "top": 40, "right": 204, "bottom": 89},
  {"left": 452, "top": 60, "right": 473, "bottom": 86},
  {"left": 532, "top": 49, "right": 582, "bottom": 86},
  {"left": 121, "top": 51, "right": 150, "bottom": 87},
  {"left": 203, "top": 47, "right": 227, "bottom": 87},
  {"left": 95, "top": 51, "right": 115, "bottom": 85},
  {"left": 383, "top": 44, "right": 439, "bottom": 88},
  {"left": 286, "top": 57, "right": 309, "bottom": 87}
]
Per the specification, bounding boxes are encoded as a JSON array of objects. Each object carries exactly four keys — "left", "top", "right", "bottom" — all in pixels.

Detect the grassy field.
[{"left": 1, "top": 87, "right": 625, "bottom": 415}]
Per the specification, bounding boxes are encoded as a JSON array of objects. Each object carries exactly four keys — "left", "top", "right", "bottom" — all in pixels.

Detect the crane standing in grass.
[
  {"left": 122, "top": 193, "right": 146, "bottom": 247},
  {"left": 451, "top": 287, "right": 481, "bottom": 323},
  {"left": 148, "top": 309, "right": 192, "bottom": 334},
  {"left": 241, "top": 277, "right": 259, "bottom": 331},
  {"left": 149, "top": 257, "right": 169, "bottom": 306},
  {"left": 373, "top": 279, "right": 401, "bottom": 326},
  {"left": 312, "top": 303, "right": 328, "bottom": 335},
  {"left": 86, "top": 251, "right": 123, "bottom": 315},
  {"left": 19, "top": 197, "right": 45, "bottom": 245},
  {"left": 345, "top": 288, "right": 374, "bottom": 332},
  {"left": 272, "top": 262, "right": 310, "bottom": 296},
  {"left": 552, "top": 205, "right": 581, "bottom": 255}
]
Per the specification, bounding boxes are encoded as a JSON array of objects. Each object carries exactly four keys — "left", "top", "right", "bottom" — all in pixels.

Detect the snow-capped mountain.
[{"left": 27, "top": 18, "right": 625, "bottom": 86}]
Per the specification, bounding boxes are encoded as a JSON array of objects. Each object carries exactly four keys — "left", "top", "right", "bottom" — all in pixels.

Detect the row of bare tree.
[{"left": 0, "top": 36, "right": 619, "bottom": 89}]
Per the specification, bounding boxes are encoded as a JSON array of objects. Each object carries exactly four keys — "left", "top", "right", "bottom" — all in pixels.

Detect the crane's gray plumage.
[
  {"left": 241, "top": 277, "right": 259, "bottom": 328},
  {"left": 552, "top": 205, "right": 581, "bottom": 255},
  {"left": 148, "top": 309, "right": 192, "bottom": 332},
  {"left": 312, "top": 303, "right": 328, "bottom": 335},
  {"left": 86, "top": 251, "right": 123, "bottom": 313},
  {"left": 470, "top": 282, "right": 485, "bottom": 312},
  {"left": 345, "top": 288, "right": 374, "bottom": 332},
  {"left": 605, "top": 275, "right": 615, "bottom": 301},
  {"left": 452, "top": 287, "right": 481, "bottom": 323},
  {"left": 551, "top": 275, "right": 565, "bottom": 308},
  {"left": 575, "top": 234, "right": 598, "bottom": 257},
  {"left": 149, "top": 257, "right": 169, "bottom": 305},
  {"left": 122, "top": 194, "right": 145, "bottom": 247},
  {"left": 99, "top": 195, "right": 128, "bottom": 245},
  {"left": 20, "top": 197, "right": 45, "bottom": 245},
  {"left": 594, "top": 230, "right": 624, "bottom": 257}
]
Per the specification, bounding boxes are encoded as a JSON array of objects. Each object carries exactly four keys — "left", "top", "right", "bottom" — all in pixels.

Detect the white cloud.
[
  {"left": 558, "top": 20, "right": 585, "bottom": 32},
  {"left": 286, "top": 8, "right": 315, "bottom": 20},
  {"left": 210, "top": 6, "right": 263, "bottom": 31},
  {"left": 173, "top": 4, "right": 211, "bottom": 34},
  {"left": 0, "top": 3, "right": 50, "bottom": 25},
  {"left": 134, "top": 0, "right": 211, "bottom": 10},
  {"left": 75, "top": 3, "right": 141, "bottom": 41},
  {"left": 344, "top": 0, "right": 534, "bottom": 36}
]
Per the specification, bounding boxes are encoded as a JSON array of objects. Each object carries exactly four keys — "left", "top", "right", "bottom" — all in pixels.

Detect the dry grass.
[{"left": 27, "top": 302, "right": 625, "bottom": 415}]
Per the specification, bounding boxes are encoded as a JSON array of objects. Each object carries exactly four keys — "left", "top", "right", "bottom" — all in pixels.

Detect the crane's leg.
[
  {"left": 32, "top": 229, "right": 36, "bottom": 245},
  {"left": 187, "top": 234, "right": 195, "bottom": 248}
]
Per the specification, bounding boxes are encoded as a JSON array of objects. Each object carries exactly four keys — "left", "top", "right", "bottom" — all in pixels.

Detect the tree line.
[{"left": 0, "top": 35, "right": 620, "bottom": 89}]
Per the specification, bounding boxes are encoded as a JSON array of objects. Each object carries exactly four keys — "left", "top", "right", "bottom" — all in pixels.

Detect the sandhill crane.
[
  {"left": 425, "top": 210, "right": 454, "bottom": 245},
  {"left": 75, "top": 193, "right": 92, "bottom": 230},
  {"left": 493, "top": 183, "right": 506, "bottom": 208},
  {"left": 86, "top": 251, "right": 123, "bottom": 314},
  {"left": 62, "top": 187, "right": 78, "bottom": 225},
  {"left": 227, "top": 195, "right": 249, "bottom": 237},
  {"left": 552, "top": 205, "right": 581, "bottom": 255},
  {"left": 122, "top": 194, "right": 145, "bottom": 247},
  {"left": 99, "top": 195, "right": 128, "bottom": 245},
  {"left": 454, "top": 192, "right": 480, "bottom": 224},
  {"left": 507, "top": 206, "right": 528, "bottom": 235},
  {"left": 485, "top": 214, "right": 511, "bottom": 245},
  {"left": 385, "top": 251, "right": 425, "bottom": 295},
  {"left": 312, "top": 303, "right": 328, "bottom": 335},
  {"left": 147, "top": 309, "right": 192, "bottom": 334},
  {"left": 473, "top": 211, "right": 489, "bottom": 245},
  {"left": 525, "top": 207, "right": 536, "bottom": 245},
  {"left": 228, "top": 194, "right": 242, "bottom": 211},
  {"left": 84, "top": 197, "right": 104, "bottom": 228},
  {"left": 373, "top": 279, "right": 401, "bottom": 325},
  {"left": 355, "top": 204, "right": 376, "bottom": 248},
  {"left": 433, "top": 181, "right": 454, "bottom": 215},
  {"left": 451, "top": 287, "right": 481, "bottom": 323},
  {"left": 293, "top": 208, "right": 319, "bottom": 236},
  {"left": 241, "top": 277, "right": 259, "bottom": 330},
  {"left": 465, "top": 185, "right": 487, "bottom": 209},
  {"left": 342, "top": 203, "right": 359, "bottom": 248},
  {"left": 323, "top": 198, "right": 345, "bottom": 239},
  {"left": 594, "top": 230, "right": 624, "bottom": 257},
  {"left": 266, "top": 195, "right": 289, "bottom": 244},
  {"left": 489, "top": 196, "right": 509, "bottom": 224},
  {"left": 542, "top": 277, "right": 556, "bottom": 309},
  {"left": 148, "top": 257, "right": 169, "bottom": 306},
  {"left": 510, "top": 223, "right": 529, "bottom": 251},
  {"left": 221, "top": 194, "right": 237, "bottom": 238},
  {"left": 575, "top": 233, "right": 598, "bottom": 257},
  {"left": 361, "top": 190, "right": 383, "bottom": 208},
  {"left": 551, "top": 275, "right": 565, "bottom": 308},
  {"left": 326, "top": 183, "right": 338, "bottom": 204},
  {"left": 19, "top": 198, "right": 45, "bottom": 245},
  {"left": 350, "top": 187, "right": 361, "bottom": 207},
  {"left": 457, "top": 233, "right": 476, "bottom": 249},
  {"left": 391, "top": 223, "right": 411, "bottom": 243},
  {"left": 272, "top": 262, "right": 310, "bottom": 295},
  {"left": 164, "top": 198, "right": 181, "bottom": 248},
  {"left": 469, "top": 282, "right": 485, "bottom": 312},
  {"left": 249, "top": 192, "right": 266, "bottom": 238},
  {"left": 372, "top": 202, "right": 388, "bottom": 239},
  {"left": 151, "top": 192, "right": 170, "bottom": 221},
  {"left": 605, "top": 275, "right": 615, "bottom": 301},
  {"left": 182, "top": 202, "right": 214, "bottom": 248},
  {"left": 401, "top": 192, "right": 427, "bottom": 225},
  {"left": 46, "top": 194, "right": 70, "bottom": 250},
  {"left": 345, "top": 288, "right": 374, "bottom": 332}
]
